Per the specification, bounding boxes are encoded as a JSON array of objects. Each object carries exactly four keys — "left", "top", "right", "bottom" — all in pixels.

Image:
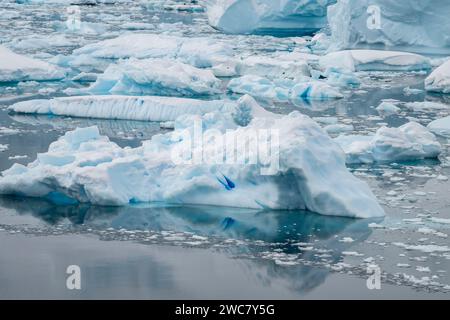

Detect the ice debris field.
[{"left": 1, "top": 0, "right": 450, "bottom": 296}]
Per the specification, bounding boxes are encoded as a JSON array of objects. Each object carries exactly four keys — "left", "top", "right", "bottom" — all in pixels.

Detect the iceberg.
[
  {"left": 327, "top": 0, "right": 450, "bottom": 55},
  {"left": 237, "top": 56, "right": 310, "bottom": 80},
  {"left": 376, "top": 101, "right": 400, "bottom": 116},
  {"left": 0, "top": 110, "right": 385, "bottom": 218},
  {"left": 228, "top": 75, "right": 343, "bottom": 101},
  {"left": 206, "top": 0, "right": 336, "bottom": 35},
  {"left": 66, "top": 58, "right": 221, "bottom": 97},
  {"left": 335, "top": 122, "right": 441, "bottom": 164},
  {"left": 319, "top": 50, "right": 431, "bottom": 73},
  {"left": 0, "top": 45, "right": 64, "bottom": 82},
  {"left": 425, "top": 60, "right": 450, "bottom": 94},
  {"left": 71, "top": 33, "right": 232, "bottom": 68},
  {"left": 428, "top": 116, "right": 450, "bottom": 137},
  {"left": 8, "top": 95, "right": 236, "bottom": 122}
]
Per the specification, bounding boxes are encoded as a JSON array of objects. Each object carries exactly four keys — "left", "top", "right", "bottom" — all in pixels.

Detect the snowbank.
[
  {"left": 9, "top": 95, "right": 235, "bottom": 122},
  {"left": 328, "top": 0, "right": 450, "bottom": 55},
  {"left": 335, "top": 122, "right": 441, "bottom": 164},
  {"left": 67, "top": 58, "right": 221, "bottom": 97},
  {"left": 428, "top": 116, "right": 450, "bottom": 137},
  {"left": 319, "top": 50, "right": 431, "bottom": 72},
  {"left": 206, "top": 0, "right": 336, "bottom": 35},
  {"left": 0, "top": 110, "right": 385, "bottom": 218},
  {"left": 0, "top": 45, "right": 64, "bottom": 82},
  {"left": 72, "top": 33, "right": 232, "bottom": 68},
  {"left": 425, "top": 60, "right": 450, "bottom": 94}
]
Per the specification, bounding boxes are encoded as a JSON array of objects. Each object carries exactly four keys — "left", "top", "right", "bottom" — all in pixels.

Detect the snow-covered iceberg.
[
  {"left": 8, "top": 95, "right": 235, "bottom": 122},
  {"left": 206, "top": 0, "right": 336, "bottom": 35},
  {"left": 319, "top": 50, "right": 431, "bottom": 72},
  {"left": 0, "top": 45, "right": 64, "bottom": 82},
  {"left": 227, "top": 75, "right": 343, "bottom": 101},
  {"left": 335, "top": 122, "right": 441, "bottom": 164},
  {"left": 327, "top": 0, "right": 450, "bottom": 55},
  {"left": 71, "top": 33, "right": 232, "bottom": 69},
  {"left": 425, "top": 60, "right": 450, "bottom": 94},
  {"left": 0, "top": 108, "right": 385, "bottom": 218},
  {"left": 428, "top": 116, "right": 450, "bottom": 137},
  {"left": 67, "top": 58, "right": 221, "bottom": 97}
]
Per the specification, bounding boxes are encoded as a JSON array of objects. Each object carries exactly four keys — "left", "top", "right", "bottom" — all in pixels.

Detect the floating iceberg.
[
  {"left": 228, "top": 75, "right": 343, "bottom": 101},
  {"left": 376, "top": 101, "right": 400, "bottom": 116},
  {"left": 71, "top": 33, "right": 232, "bottom": 68},
  {"left": 335, "top": 122, "right": 441, "bottom": 164},
  {"left": 428, "top": 116, "right": 450, "bottom": 137},
  {"left": 319, "top": 50, "right": 431, "bottom": 72},
  {"left": 328, "top": 0, "right": 450, "bottom": 55},
  {"left": 237, "top": 56, "right": 310, "bottom": 80},
  {"left": 9, "top": 95, "right": 235, "bottom": 122},
  {"left": 0, "top": 110, "right": 385, "bottom": 218},
  {"left": 425, "top": 60, "right": 450, "bottom": 94},
  {"left": 206, "top": 0, "right": 336, "bottom": 35},
  {"left": 0, "top": 45, "right": 64, "bottom": 82},
  {"left": 67, "top": 58, "right": 221, "bottom": 97}
]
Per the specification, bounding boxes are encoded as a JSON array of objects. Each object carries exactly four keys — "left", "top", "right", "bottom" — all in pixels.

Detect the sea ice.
[
  {"left": 425, "top": 60, "right": 450, "bottom": 94},
  {"left": 0, "top": 45, "right": 64, "bottom": 82},
  {"left": 319, "top": 50, "right": 431, "bottom": 73},
  {"left": 328, "top": 0, "right": 450, "bottom": 55},
  {"left": 206, "top": 0, "right": 336, "bottom": 35},
  {"left": 237, "top": 56, "right": 310, "bottom": 80},
  {"left": 376, "top": 102, "right": 400, "bottom": 116},
  {"left": 335, "top": 122, "right": 441, "bottom": 164},
  {"left": 0, "top": 108, "right": 385, "bottom": 218},
  {"left": 66, "top": 58, "right": 221, "bottom": 97},
  {"left": 428, "top": 116, "right": 450, "bottom": 137}
]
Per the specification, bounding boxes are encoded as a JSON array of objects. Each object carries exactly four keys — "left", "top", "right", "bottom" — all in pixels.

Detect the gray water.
[{"left": 1, "top": 1, "right": 450, "bottom": 299}]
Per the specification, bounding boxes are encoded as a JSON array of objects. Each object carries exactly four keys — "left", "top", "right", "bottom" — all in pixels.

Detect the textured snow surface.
[
  {"left": 0, "top": 45, "right": 64, "bottom": 82},
  {"left": 335, "top": 122, "right": 441, "bottom": 164}
]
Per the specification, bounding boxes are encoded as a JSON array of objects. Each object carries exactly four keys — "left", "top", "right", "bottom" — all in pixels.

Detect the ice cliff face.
[
  {"left": 206, "top": 0, "right": 336, "bottom": 35},
  {"left": 328, "top": 0, "right": 450, "bottom": 54}
]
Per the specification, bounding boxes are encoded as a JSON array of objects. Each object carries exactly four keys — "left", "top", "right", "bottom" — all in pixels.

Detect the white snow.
[
  {"left": 0, "top": 106, "right": 385, "bottom": 218},
  {"left": 335, "top": 122, "right": 441, "bottom": 164},
  {"left": 328, "top": 0, "right": 450, "bottom": 55},
  {"left": 0, "top": 45, "right": 64, "bottom": 82},
  {"left": 66, "top": 58, "right": 221, "bottom": 97},
  {"left": 206, "top": 0, "right": 335, "bottom": 35},
  {"left": 71, "top": 33, "right": 232, "bottom": 68},
  {"left": 319, "top": 50, "right": 431, "bottom": 72},
  {"left": 9, "top": 95, "right": 235, "bottom": 122},
  {"left": 428, "top": 116, "right": 450, "bottom": 137},
  {"left": 425, "top": 60, "right": 450, "bottom": 94}
]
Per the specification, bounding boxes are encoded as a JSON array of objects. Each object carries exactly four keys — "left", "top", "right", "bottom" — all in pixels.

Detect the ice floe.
[
  {"left": 328, "top": 0, "right": 450, "bottom": 55},
  {"left": 425, "top": 60, "right": 450, "bottom": 94},
  {"left": 319, "top": 50, "right": 431, "bottom": 73},
  {"left": 335, "top": 122, "right": 441, "bottom": 164},
  {"left": 0, "top": 105, "right": 385, "bottom": 218},
  {"left": 206, "top": 0, "right": 335, "bottom": 35},
  {"left": 376, "top": 102, "right": 400, "bottom": 117},
  {"left": 428, "top": 116, "right": 450, "bottom": 137},
  {"left": 66, "top": 58, "right": 221, "bottom": 97},
  {"left": 0, "top": 45, "right": 64, "bottom": 82}
]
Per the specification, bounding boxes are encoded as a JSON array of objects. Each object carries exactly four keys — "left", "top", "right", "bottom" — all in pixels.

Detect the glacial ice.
[
  {"left": 237, "top": 56, "right": 310, "bottom": 80},
  {"left": 0, "top": 45, "right": 64, "bottom": 82},
  {"left": 335, "top": 122, "right": 441, "bottom": 164},
  {"left": 0, "top": 109, "right": 385, "bottom": 218},
  {"left": 66, "top": 58, "right": 221, "bottom": 97},
  {"left": 206, "top": 0, "right": 336, "bottom": 35},
  {"left": 71, "top": 33, "right": 232, "bottom": 69},
  {"left": 328, "top": 0, "right": 450, "bottom": 55},
  {"left": 9, "top": 95, "right": 236, "bottom": 122},
  {"left": 427, "top": 116, "right": 450, "bottom": 137},
  {"left": 425, "top": 60, "right": 450, "bottom": 94},
  {"left": 319, "top": 50, "right": 431, "bottom": 72},
  {"left": 227, "top": 75, "right": 343, "bottom": 101},
  {"left": 376, "top": 102, "right": 400, "bottom": 117}
]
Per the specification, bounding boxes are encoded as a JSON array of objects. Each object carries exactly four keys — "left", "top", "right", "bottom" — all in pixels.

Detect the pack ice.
[
  {"left": 0, "top": 45, "right": 64, "bottom": 82},
  {"left": 335, "top": 122, "right": 441, "bottom": 164},
  {"left": 1, "top": 96, "right": 384, "bottom": 218},
  {"left": 328, "top": 0, "right": 450, "bottom": 54},
  {"left": 67, "top": 58, "right": 221, "bottom": 97},
  {"left": 206, "top": 0, "right": 336, "bottom": 35},
  {"left": 425, "top": 60, "right": 450, "bottom": 94}
]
